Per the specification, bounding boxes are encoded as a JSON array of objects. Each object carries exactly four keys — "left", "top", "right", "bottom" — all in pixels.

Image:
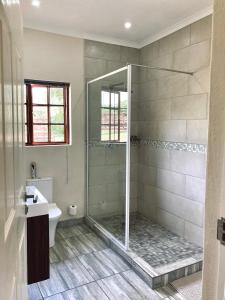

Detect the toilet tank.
[{"left": 26, "top": 177, "right": 53, "bottom": 203}]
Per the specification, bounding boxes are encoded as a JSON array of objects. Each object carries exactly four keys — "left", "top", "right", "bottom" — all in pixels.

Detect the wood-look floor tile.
[
  {"left": 38, "top": 264, "right": 68, "bottom": 298},
  {"left": 55, "top": 231, "right": 62, "bottom": 241},
  {"left": 65, "top": 282, "right": 109, "bottom": 300},
  {"left": 66, "top": 236, "right": 92, "bottom": 256},
  {"left": 44, "top": 293, "right": 64, "bottom": 300},
  {"left": 28, "top": 283, "right": 43, "bottom": 300},
  {"left": 79, "top": 251, "right": 114, "bottom": 280},
  {"left": 44, "top": 282, "right": 109, "bottom": 300},
  {"left": 57, "top": 257, "right": 94, "bottom": 289},
  {"left": 50, "top": 239, "right": 78, "bottom": 262},
  {"left": 95, "top": 248, "right": 130, "bottom": 273},
  {"left": 79, "top": 248, "right": 130, "bottom": 280},
  {"left": 85, "top": 233, "right": 107, "bottom": 250},
  {"left": 121, "top": 270, "right": 161, "bottom": 299},
  {"left": 57, "top": 224, "right": 92, "bottom": 239},
  {"left": 78, "top": 233, "right": 107, "bottom": 253},
  {"left": 50, "top": 248, "right": 60, "bottom": 264},
  {"left": 97, "top": 273, "right": 144, "bottom": 300}
]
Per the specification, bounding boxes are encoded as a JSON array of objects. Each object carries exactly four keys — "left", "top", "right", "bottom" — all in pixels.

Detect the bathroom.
[
  {"left": 24, "top": 14, "right": 210, "bottom": 298},
  {"left": 1, "top": 0, "right": 225, "bottom": 299}
]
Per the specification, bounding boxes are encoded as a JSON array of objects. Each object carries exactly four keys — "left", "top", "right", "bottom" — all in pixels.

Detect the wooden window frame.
[{"left": 25, "top": 79, "right": 70, "bottom": 146}]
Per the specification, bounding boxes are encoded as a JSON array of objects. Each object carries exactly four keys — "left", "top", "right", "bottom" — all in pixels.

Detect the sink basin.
[{"left": 25, "top": 186, "right": 49, "bottom": 218}]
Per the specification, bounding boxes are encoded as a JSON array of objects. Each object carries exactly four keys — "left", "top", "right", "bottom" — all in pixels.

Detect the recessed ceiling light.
[
  {"left": 124, "top": 22, "right": 132, "bottom": 29},
  {"left": 32, "top": 0, "right": 40, "bottom": 7}
]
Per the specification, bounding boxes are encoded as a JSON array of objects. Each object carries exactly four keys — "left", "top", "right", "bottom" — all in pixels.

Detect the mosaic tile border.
[
  {"left": 85, "top": 216, "right": 203, "bottom": 289},
  {"left": 140, "top": 139, "right": 207, "bottom": 154},
  {"left": 87, "top": 139, "right": 207, "bottom": 154}
]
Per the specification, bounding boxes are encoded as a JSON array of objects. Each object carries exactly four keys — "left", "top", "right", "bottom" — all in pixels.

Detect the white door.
[
  {"left": 202, "top": 1, "right": 225, "bottom": 300},
  {"left": 0, "top": 2, "right": 26, "bottom": 300}
]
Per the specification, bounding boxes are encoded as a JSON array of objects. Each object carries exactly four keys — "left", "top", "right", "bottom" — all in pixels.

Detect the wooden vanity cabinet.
[{"left": 27, "top": 214, "right": 50, "bottom": 284}]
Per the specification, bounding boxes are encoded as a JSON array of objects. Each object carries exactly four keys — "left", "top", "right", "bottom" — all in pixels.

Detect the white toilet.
[{"left": 26, "top": 177, "right": 62, "bottom": 247}]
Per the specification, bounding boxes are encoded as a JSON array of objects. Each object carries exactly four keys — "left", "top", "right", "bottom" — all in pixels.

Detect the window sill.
[
  {"left": 25, "top": 143, "right": 72, "bottom": 148},
  {"left": 99, "top": 141, "right": 126, "bottom": 145}
]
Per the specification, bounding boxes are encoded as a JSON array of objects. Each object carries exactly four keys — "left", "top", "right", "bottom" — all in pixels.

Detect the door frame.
[{"left": 202, "top": 1, "right": 225, "bottom": 299}]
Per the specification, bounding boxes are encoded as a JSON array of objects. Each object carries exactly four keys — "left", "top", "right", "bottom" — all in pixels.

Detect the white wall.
[{"left": 24, "top": 29, "right": 85, "bottom": 220}]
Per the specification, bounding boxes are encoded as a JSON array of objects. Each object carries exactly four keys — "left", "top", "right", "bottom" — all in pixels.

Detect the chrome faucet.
[
  {"left": 31, "top": 162, "right": 37, "bottom": 179},
  {"left": 25, "top": 193, "right": 34, "bottom": 202}
]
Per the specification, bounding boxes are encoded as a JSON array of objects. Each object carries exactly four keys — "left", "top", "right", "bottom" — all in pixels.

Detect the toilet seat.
[{"left": 49, "top": 203, "right": 62, "bottom": 220}]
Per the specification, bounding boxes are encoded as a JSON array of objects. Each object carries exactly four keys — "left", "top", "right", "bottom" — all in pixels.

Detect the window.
[
  {"left": 24, "top": 80, "right": 70, "bottom": 146},
  {"left": 101, "top": 90, "right": 127, "bottom": 142}
]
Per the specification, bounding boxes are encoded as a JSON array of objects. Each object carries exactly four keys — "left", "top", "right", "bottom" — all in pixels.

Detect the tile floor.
[
  {"left": 28, "top": 223, "right": 188, "bottom": 300},
  {"left": 97, "top": 214, "right": 203, "bottom": 268}
]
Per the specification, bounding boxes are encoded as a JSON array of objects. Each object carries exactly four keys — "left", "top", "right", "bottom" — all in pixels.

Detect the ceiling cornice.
[{"left": 24, "top": 4, "right": 213, "bottom": 50}]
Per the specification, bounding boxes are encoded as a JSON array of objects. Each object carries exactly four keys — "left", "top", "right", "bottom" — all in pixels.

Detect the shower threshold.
[{"left": 85, "top": 213, "right": 203, "bottom": 289}]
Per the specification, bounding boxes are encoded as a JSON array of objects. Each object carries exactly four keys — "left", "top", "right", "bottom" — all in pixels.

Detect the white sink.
[{"left": 25, "top": 186, "right": 49, "bottom": 218}]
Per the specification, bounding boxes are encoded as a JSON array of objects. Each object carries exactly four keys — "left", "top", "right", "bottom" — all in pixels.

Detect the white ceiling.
[{"left": 22, "top": 0, "right": 213, "bottom": 48}]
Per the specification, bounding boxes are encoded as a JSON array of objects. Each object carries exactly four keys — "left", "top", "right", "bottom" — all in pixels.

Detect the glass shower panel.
[{"left": 87, "top": 68, "right": 129, "bottom": 247}]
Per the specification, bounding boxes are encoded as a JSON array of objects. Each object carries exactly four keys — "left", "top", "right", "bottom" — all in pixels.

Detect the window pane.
[
  {"left": 33, "top": 106, "right": 48, "bottom": 123},
  {"left": 120, "top": 92, "right": 128, "bottom": 109},
  {"left": 33, "top": 125, "right": 48, "bottom": 142},
  {"left": 111, "top": 93, "right": 119, "bottom": 107},
  {"left": 120, "top": 109, "right": 127, "bottom": 126},
  {"left": 51, "top": 125, "right": 64, "bottom": 142},
  {"left": 50, "top": 106, "right": 64, "bottom": 123},
  {"left": 101, "top": 108, "right": 110, "bottom": 124},
  {"left": 32, "top": 86, "right": 47, "bottom": 104},
  {"left": 50, "top": 87, "right": 64, "bottom": 105},
  {"left": 50, "top": 106, "right": 64, "bottom": 124},
  {"left": 101, "top": 91, "right": 110, "bottom": 107},
  {"left": 101, "top": 125, "right": 109, "bottom": 141},
  {"left": 111, "top": 109, "right": 119, "bottom": 124},
  {"left": 110, "top": 125, "right": 118, "bottom": 141},
  {"left": 120, "top": 129, "right": 127, "bottom": 142}
]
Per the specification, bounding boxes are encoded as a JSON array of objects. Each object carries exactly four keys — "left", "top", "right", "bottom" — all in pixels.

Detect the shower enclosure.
[{"left": 86, "top": 64, "right": 204, "bottom": 288}]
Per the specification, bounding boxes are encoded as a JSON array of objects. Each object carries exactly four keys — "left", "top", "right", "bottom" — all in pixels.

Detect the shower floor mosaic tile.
[{"left": 96, "top": 214, "right": 203, "bottom": 269}]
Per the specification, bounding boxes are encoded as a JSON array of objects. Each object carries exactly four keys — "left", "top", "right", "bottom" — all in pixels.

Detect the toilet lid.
[{"left": 49, "top": 207, "right": 62, "bottom": 219}]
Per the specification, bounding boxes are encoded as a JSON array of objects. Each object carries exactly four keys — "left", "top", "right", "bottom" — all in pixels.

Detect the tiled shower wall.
[
  {"left": 85, "top": 41, "right": 139, "bottom": 217},
  {"left": 138, "top": 16, "right": 211, "bottom": 246},
  {"left": 85, "top": 15, "right": 211, "bottom": 246}
]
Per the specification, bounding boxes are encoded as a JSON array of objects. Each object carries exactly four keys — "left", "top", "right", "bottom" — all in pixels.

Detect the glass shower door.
[{"left": 87, "top": 67, "right": 130, "bottom": 249}]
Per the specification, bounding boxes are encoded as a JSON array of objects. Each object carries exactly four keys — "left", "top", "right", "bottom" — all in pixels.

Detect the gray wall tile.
[
  {"left": 156, "top": 168, "right": 186, "bottom": 196},
  {"left": 157, "top": 209, "right": 185, "bottom": 236},
  {"left": 155, "top": 187, "right": 204, "bottom": 227},
  {"left": 190, "top": 15, "right": 212, "bottom": 45},
  {"left": 170, "top": 150, "right": 206, "bottom": 178},
  {"left": 158, "top": 120, "right": 186, "bottom": 142},
  {"left": 140, "top": 41, "right": 159, "bottom": 63},
  {"left": 159, "top": 27, "right": 190, "bottom": 56},
  {"left": 173, "top": 40, "right": 211, "bottom": 72},
  {"left": 171, "top": 94, "right": 208, "bottom": 120},
  {"left": 85, "top": 57, "right": 106, "bottom": 79},
  {"left": 185, "top": 176, "right": 206, "bottom": 203},
  {"left": 184, "top": 221, "right": 203, "bottom": 247},
  {"left": 85, "top": 40, "right": 120, "bottom": 61},
  {"left": 187, "top": 120, "right": 208, "bottom": 144}
]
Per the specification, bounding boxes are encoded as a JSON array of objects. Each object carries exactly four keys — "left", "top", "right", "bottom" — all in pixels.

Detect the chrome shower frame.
[{"left": 86, "top": 63, "right": 193, "bottom": 252}]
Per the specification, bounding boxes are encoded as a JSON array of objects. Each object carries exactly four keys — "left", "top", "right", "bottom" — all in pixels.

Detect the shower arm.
[{"left": 129, "top": 63, "right": 194, "bottom": 76}]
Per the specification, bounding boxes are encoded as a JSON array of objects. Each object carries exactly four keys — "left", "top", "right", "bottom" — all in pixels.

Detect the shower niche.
[{"left": 86, "top": 64, "right": 204, "bottom": 288}]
